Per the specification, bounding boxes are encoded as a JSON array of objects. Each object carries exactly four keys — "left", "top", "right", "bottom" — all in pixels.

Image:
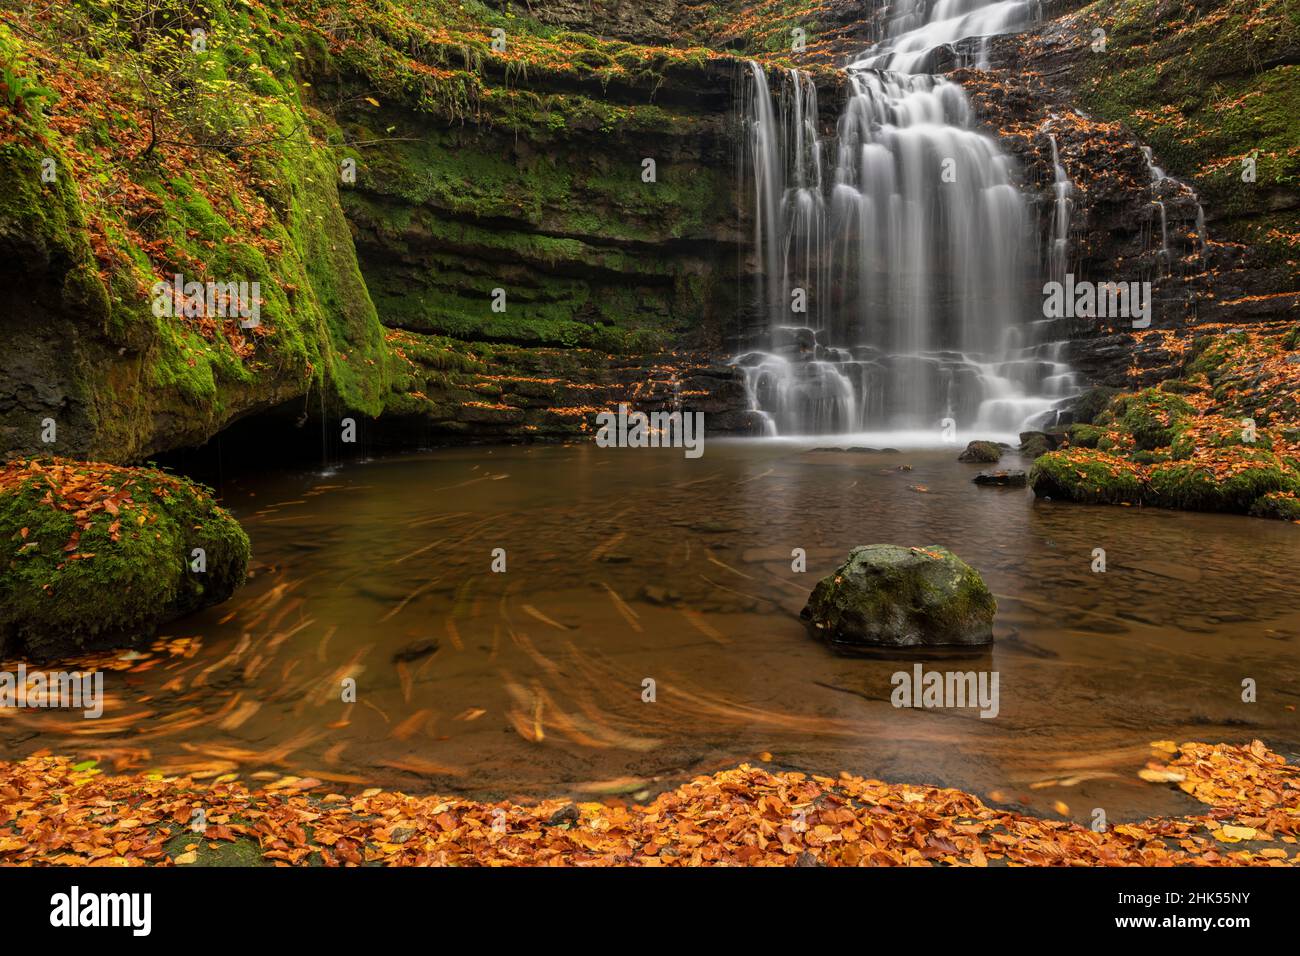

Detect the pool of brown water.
[{"left": 5, "top": 441, "right": 1298, "bottom": 822}]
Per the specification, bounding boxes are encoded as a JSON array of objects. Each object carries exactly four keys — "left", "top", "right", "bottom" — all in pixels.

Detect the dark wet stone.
[
  {"left": 392, "top": 639, "right": 438, "bottom": 663},
  {"left": 973, "top": 470, "right": 1028, "bottom": 487},
  {"left": 547, "top": 804, "right": 580, "bottom": 827},
  {"left": 801, "top": 544, "right": 996, "bottom": 647}
]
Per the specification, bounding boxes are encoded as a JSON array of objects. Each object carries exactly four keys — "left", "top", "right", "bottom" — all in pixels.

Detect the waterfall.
[
  {"left": 1046, "top": 130, "right": 1073, "bottom": 286},
  {"left": 1143, "top": 147, "right": 1172, "bottom": 273},
  {"left": 1142, "top": 144, "right": 1208, "bottom": 269},
  {"left": 735, "top": 2, "right": 1074, "bottom": 440},
  {"left": 851, "top": 0, "right": 1042, "bottom": 73}
]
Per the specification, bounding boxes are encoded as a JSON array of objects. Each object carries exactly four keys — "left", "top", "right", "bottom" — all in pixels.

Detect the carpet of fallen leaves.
[{"left": 1, "top": 740, "right": 1296, "bottom": 866}]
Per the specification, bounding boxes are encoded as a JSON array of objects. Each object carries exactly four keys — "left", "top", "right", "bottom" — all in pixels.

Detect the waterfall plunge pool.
[{"left": 5, "top": 441, "right": 1296, "bottom": 824}]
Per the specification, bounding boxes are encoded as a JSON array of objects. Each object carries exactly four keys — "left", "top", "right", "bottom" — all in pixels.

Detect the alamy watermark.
[
  {"left": 595, "top": 403, "right": 705, "bottom": 458},
  {"left": 891, "top": 664, "right": 999, "bottom": 719},
  {"left": 0, "top": 665, "right": 103, "bottom": 718},
  {"left": 151, "top": 274, "right": 261, "bottom": 328},
  {"left": 50, "top": 886, "right": 150, "bottom": 936},
  {"left": 1043, "top": 274, "right": 1150, "bottom": 329}
]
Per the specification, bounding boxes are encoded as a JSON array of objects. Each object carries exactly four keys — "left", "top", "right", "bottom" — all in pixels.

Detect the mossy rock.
[
  {"left": 800, "top": 544, "right": 996, "bottom": 647},
  {"left": 1131, "top": 449, "right": 1171, "bottom": 466},
  {"left": 1170, "top": 421, "right": 1273, "bottom": 460},
  {"left": 958, "top": 440, "right": 1002, "bottom": 463},
  {"left": 0, "top": 458, "right": 249, "bottom": 658},
  {"left": 1019, "top": 432, "right": 1053, "bottom": 459},
  {"left": 1067, "top": 423, "right": 1105, "bottom": 448},
  {"left": 1147, "top": 449, "right": 1300, "bottom": 513},
  {"left": 1029, "top": 449, "right": 1146, "bottom": 505},
  {"left": 1113, "top": 389, "right": 1196, "bottom": 451},
  {"left": 164, "top": 830, "right": 269, "bottom": 867},
  {"left": 1250, "top": 491, "right": 1300, "bottom": 521},
  {"left": 1068, "top": 386, "right": 1120, "bottom": 425}
]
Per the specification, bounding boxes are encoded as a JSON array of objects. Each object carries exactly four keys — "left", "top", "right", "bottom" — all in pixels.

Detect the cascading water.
[
  {"left": 851, "top": 0, "right": 1042, "bottom": 73},
  {"left": 1142, "top": 144, "right": 1208, "bottom": 270},
  {"left": 1046, "top": 130, "right": 1073, "bottom": 285},
  {"left": 735, "top": 0, "right": 1077, "bottom": 441}
]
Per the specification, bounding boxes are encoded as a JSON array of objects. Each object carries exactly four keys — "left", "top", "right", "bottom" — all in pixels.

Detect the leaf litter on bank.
[{"left": 0, "top": 740, "right": 1296, "bottom": 866}]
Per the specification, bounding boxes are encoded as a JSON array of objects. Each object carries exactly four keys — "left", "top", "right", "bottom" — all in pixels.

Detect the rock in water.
[
  {"left": 1018, "top": 431, "right": 1055, "bottom": 459},
  {"left": 0, "top": 458, "right": 250, "bottom": 658},
  {"left": 958, "top": 440, "right": 1002, "bottom": 463},
  {"left": 973, "top": 470, "right": 1028, "bottom": 487},
  {"left": 801, "top": 545, "right": 996, "bottom": 647}
]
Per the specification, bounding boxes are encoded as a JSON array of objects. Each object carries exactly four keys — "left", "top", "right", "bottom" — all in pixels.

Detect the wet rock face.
[
  {"left": 502, "top": 0, "right": 687, "bottom": 45},
  {"left": 801, "top": 545, "right": 997, "bottom": 647}
]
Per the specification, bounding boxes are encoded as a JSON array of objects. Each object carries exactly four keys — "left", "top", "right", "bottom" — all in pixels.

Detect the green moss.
[
  {"left": 0, "top": 5, "right": 391, "bottom": 462},
  {"left": 1250, "top": 491, "right": 1300, "bottom": 521},
  {"left": 1029, "top": 449, "right": 1146, "bottom": 504},
  {"left": 1112, "top": 388, "right": 1195, "bottom": 450},
  {"left": 1067, "top": 423, "right": 1106, "bottom": 448},
  {"left": 164, "top": 823, "right": 268, "bottom": 866},
  {"left": 958, "top": 440, "right": 1002, "bottom": 462},
  {"left": 1148, "top": 449, "right": 1300, "bottom": 512},
  {"left": 0, "top": 460, "right": 249, "bottom": 658}
]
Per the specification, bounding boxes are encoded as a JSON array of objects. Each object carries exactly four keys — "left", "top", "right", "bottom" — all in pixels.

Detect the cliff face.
[
  {"left": 0, "top": 0, "right": 1295, "bottom": 464},
  {"left": 0, "top": 0, "right": 392, "bottom": 463},
  {"left": 988, "top": 0, "right": 1300, "bottom": 385},
  {"left": 0, "top": 0, "right": 773, "bottom": 462},
  {"left": 311, "top": 10, "right": 759, "bottom": 438}
]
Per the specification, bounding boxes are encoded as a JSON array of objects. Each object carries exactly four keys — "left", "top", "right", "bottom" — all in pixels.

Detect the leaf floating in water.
[
  {"left": 573, "top": 776, "right": 650, "bottom": 796},
  {"left": 521, "top": 605, "right": 569, "bottom": 630},
  {"left": 391, "top": 708, "right": 433, "bottom": 741},
  {"left": 1138, "top": 767, "right": 1186, "bottom": 783},
  {"left": 600, "top": 583, "right": 642, "bottom": 633}
]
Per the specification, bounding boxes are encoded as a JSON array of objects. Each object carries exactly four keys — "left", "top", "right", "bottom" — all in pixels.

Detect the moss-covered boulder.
[
  {"left": 1113, "top": 389, "right": 1196, "bottom": 452},
  {"left": 1250, "top": 491, "right": 1300, "bottom": 521},
  {"left": 1066, "top": 423, "right": 1106, "bottom": 449},
  {"left": 1029, "top": 448, "right": 1147, "bottom": 505},
  {"left": 1148, "top": 447, "right": 1300, "bottom": 512},
  {"left": 1018, "top": 431, "right": 1053, "bottom": 459},
  {"left": 958, "top": 440, "right": 1002, "bottom": 463},
  {"left": 1067, "top": 386, "right": 1121, "bottom": 426},
  {"left": 0, "top": 458, "right": 249, "bottom": 658},
  {"left": 801, "top": 545, "right": 996, "bottom": 648}
]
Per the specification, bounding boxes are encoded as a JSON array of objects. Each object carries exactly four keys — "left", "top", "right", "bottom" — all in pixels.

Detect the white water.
[
  {"left": 1142, "top": 144, "right": 1208, "bottom": 270},
  {"left": 850, "top": 0, "right": 1041, "bottom": 73},
  {"left": 1047, "top": 129, "right": 1073, "bottom": 285},
  {"left": 736, "top": 1, "right": 1077, "bottom": 439}
]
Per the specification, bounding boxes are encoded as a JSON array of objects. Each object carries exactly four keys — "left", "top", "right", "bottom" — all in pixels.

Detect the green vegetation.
[
  {"left": 1032, "top": 326, "right": 1300, "bottom": 518},
  {"left": 0, "top": 459, "right": 249, "bottom": 658},
  {"left": 1078, "top": 0, "right": 1300, "bottom": 277}
]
